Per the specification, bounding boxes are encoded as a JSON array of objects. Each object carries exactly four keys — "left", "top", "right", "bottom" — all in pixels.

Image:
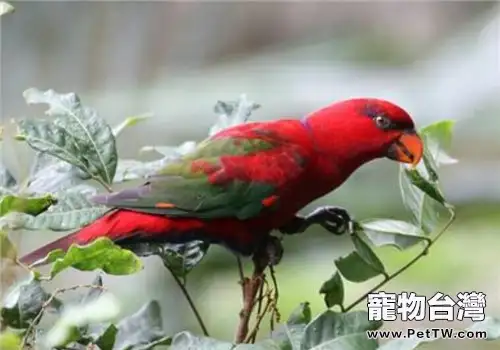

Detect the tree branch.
[
  {"left": 344, "top": 210, "right": 456, "bottom": 312},
  {"left": 234, "top": 259, "right": 267, "bottom": 343}
]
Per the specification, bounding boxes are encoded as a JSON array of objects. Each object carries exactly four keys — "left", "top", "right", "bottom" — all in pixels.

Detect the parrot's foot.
[
  {"left": 278, "top": 206, "right": 354, "bottom": 236},
  {"left": 253, "top": 236, "right": 283, "bottom": 268}
]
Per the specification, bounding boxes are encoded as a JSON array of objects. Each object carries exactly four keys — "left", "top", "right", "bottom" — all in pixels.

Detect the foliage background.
[{"left": 1, "top": 1, "right": 500, "bottom": 349}]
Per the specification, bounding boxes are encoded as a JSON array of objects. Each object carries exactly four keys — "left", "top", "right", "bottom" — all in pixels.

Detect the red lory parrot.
[{"left": 20, "top": 98, "right": 423, "bottom": 266}]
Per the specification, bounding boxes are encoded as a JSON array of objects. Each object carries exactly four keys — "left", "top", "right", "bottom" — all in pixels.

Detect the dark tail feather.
[{"left": 19, "top": 231, "right": 83, "bottom": 267}]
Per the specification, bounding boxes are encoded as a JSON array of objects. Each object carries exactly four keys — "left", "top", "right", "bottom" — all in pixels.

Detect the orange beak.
[{"left": 387, "top": 131, "right": 423, "bottom": 168}]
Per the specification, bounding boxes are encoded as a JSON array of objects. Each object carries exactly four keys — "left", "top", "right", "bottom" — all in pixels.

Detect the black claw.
[{"left": 307, "top": 206, "right": 354, "bottom": 236}]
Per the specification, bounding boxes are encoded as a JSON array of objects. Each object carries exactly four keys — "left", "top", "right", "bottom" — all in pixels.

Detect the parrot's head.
[{"left": 304, "top": 98, "right": 424, "bottom": 169}]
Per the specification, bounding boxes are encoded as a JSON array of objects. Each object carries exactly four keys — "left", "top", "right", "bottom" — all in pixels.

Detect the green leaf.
[
  {"left": 210, "top": 94, "right": 260, "bottom": 136},
  {"left": 45, "top": 293, "right": 120, "bottom": 348},
  {"left": 319, "top": 272, "right": 344, "bottom": 309},
  {"left": 159, "top": 241, "right": 210, "bottom": 278},
  {"left": 22, "top": 88, "right": 118, "bottom": 185},
  {"left": 112, "top": 113, "right": 152, "bottom": 137},
  {"left": 0, "top": 231, "right": 17, "bottom": 261},
  {"left": 351, "top": 234, "right": 386, "bottom": 275},
  {"left": 26, "top": 152, "right": 92, "bottom": 194},
  {"left": 360, "top": 219, "right": 427, "bottom": 250},
  {"left": 0, "top": 194, "right": 57, "bottom": 217},
  {"left": 170, "top": 331, "right": 232, "bottom": 350},
  {"left": 272, "top": 302, "right": 311, "bottom": 350},
  {"left": 17, "top": 192, "right": 108, "bottom": 231},
  {"left": 466, "top": 316, "right": 500, "bottom": 340},
  {"left": 334, "top": 251, "right": 381, "bottom": 283},
  {"left": 0, "top": 331, "right": 21, "bottom": 350},
  {"left": 1, "top": 273, "right": 61, "bottom": 329},
  {"left": 35, "top": 237, "right": 143, "bottom": 277},
  {"left": 113, "top": 300, "right": 172, "bottom": 350},
  {"left": 0, "top": 1, "right": 14, "bottom": 16},
  {"left": 300, "top": 310, "right": 382, "bottom": 350}
]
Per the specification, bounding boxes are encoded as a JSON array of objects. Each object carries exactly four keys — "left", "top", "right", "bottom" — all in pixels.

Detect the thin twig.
[
  {"left": 235, "top": 260, "right": 266, "bottom": 343},
  {"left": 268, "top": 265, "right": 281, "bottom": 330},
  {"left": 21, "top": 284, "right": 106, "bottom": 349},
  {"left": 236, "top": 255, "right": 245, "bottom": 298},
  {"left": 244, "top": 290, "right": 274, "bottom": 343},
  {"left": 166, "top": 266, "right": 209, "bottom": 337},
  {"left": 344, "top": 210, "right": 456, "bottom": 312}
]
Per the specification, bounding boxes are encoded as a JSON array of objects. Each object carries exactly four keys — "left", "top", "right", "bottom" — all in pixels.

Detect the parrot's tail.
[{"left": 19, "top": 209, "right": 202, "bottom": 267}]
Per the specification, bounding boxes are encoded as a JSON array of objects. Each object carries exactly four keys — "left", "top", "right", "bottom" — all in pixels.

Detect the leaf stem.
[
  {"left": 166, "top": 266, "right": 209, "bottom": 337},
  {"left": 93, "top": 175, "right": 113, "bottom": 193},
  {"left": 344, "top": 210, "right": 456, "bottom": 312}
]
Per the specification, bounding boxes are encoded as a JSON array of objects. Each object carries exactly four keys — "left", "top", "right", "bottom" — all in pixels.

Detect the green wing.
[{"left": 92, "top": 126, "right": 311, "bottom": 220}]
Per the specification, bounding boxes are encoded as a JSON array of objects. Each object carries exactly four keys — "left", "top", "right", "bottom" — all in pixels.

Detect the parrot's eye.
[{"left": 374, "top": 115, "right": 392, "bottom": 130}]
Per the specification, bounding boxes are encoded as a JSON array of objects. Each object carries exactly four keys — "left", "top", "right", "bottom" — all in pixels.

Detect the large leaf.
[
  {"left": 300, "top": 310, "right": 382, "bottom": 350},
  {"left": 33, "top": 237, "right": 143, "bottom": 277},
  {"left": 399, "top": 120, "right": 455, "bottom": 234},
  {"left": 112, "top": 300, "right": 172, "bottom": 350},
  {"left": 26, "top": 152, "right": 94, "bottom": 194},
  {"left": 17, "top": 192, "right": 107, "bottom": 231},
  {"left": 319, "top": 272, "right": 344, "bottom": 309},
  {"left": 271, "top": 302, "right": 311, "bottom": 350},
  {"left": 360, "top": 219, "right": 427, "bottom": 250},
  {"left": 44, "top": 293, "right": 120, "bottom": 348},
  {"left": 170, "top": 332, "right": 231, "bottom": 350},
  {"left": 1, "top": 273, "right": 61, "bottom": 329},
  {"left": 0, "top": 194, "right": 57, "bottom": 217},
  {"left": 21, "top": 88, "right": 118, "bottom": 185},
  {"left": 0, "top": 164, "right": 16, "bottom": 192}
]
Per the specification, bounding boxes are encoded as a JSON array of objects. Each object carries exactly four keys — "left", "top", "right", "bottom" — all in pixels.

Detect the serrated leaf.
[
  {"left": 170, "top": 331, "right": 231, "bottom": 350},
  {"left": 334, "top": 251, "right": 381, "bottom": 283},
  {"left": 399, "top": 120, "right": 455, "bottom": 234},
  {"left": 18, "top": 192, "right": 107, "bottom": 231},
  {"left": 272, "top": 302, "right": 311, "bottom": 350},
  {"left": 466, "top": 316, "right": 500, "bottom": 340},
  {"left": 300, "top": 310, "right": 382, "bottom": 350},
  {"left": 0, "top": 194, "right": 57, "bottom": 217},
  {"left": 0, "top": 231, "right": 17, "bottom": 261},
  {"left": 360, "top": 219, "right": 426, "bottom": 250},
  {"left": 45, "top": 293, "right": 120, "bottom": 348},
  {"left": 26, "top": 152, "right": 93, "bottom": 194},
  {"left": 113, "top": 113, "right": 152, "bottom": 137},
  {"left": 113, "top": 300, "right": 172, "bottom": 350},
  {"left": 210, "top": 94, "right": 260, "bottom": 136},
  {"left": 0, "top": 1, "right": 14, "bottom": 16},
  {"left": 319, "top": 272, "right": 344, "bottom": 309},
  {"left": 1, "top": 273, "right": 61, "bottom": 329},
  {"left": 36, "top": 237, "right": 143, "bottom": 277},
  {"left": 22, "top": 88, "right": 118, "bottom": 185},
  {"left": 0, "top": 331, "right": 21, "bottom": 350},
  {"left": 351, "top": 234, "right": 386, "bottom": 275}
]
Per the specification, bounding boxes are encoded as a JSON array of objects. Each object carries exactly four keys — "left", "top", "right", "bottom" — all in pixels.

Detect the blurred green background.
[{"left": 1, "top": 1, "right": 500, "bottom": 349}]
